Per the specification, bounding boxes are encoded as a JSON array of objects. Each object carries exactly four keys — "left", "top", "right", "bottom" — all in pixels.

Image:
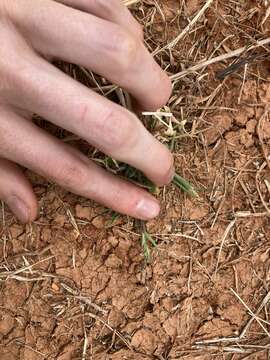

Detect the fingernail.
[
  {"left": 136, "top": 198, "right": 160, "bottom": 219},
  {"left": 7, "top": 195, "right": 30, "bottom": 223}
]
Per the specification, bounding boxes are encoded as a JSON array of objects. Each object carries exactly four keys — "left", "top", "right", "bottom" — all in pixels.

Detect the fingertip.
[
  {"left": 138, "top": 74, "right": 172, "bottom": 112},
  {"left": 28, "top": 195, "right": 39, "bottom": 223},
  {"left": 157, "top": 72, "right": 173, "bottom": 109},
  {"left": 0, "top": 158, "right": 38, "bottom": 224},
  {"left": 15, "top": 175, "right": 39, "bottom": 223},
  {"left": 161, "top": 162, "right": 175, "bottom": 186},
  {"left": 135, "top": 196, "right": 160, "bottom": 220},
  {"left": 7, "top": 192, "right": 38, "bottom": 224},
  {"left": 149, "top": 147, "right": 175, "bottom": 187}
]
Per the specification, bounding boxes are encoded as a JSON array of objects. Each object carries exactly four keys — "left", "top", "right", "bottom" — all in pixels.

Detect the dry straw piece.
[{"left": 123, "top": 0, "right": 140, "bottom": 6}]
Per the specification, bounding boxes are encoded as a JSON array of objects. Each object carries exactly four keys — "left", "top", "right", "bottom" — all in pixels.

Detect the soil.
[{"left": 1, "top": 0, "right": 270, "bottom": 359}]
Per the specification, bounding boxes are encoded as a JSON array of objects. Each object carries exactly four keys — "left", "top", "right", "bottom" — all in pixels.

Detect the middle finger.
[{"left": 11, "top": 54, "right": 174, "bottom": 186}]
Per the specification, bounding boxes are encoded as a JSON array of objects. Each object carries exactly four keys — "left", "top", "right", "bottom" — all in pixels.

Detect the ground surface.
[{"left": 0, "top": 0, "right": 270, "bottom": 359}]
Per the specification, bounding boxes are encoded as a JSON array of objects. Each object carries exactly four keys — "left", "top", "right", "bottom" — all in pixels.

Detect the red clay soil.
[{"left": 0, "top": 1, "right": 270, "bottom": 359}]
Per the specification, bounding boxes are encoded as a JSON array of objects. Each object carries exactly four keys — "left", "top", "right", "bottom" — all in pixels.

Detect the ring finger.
[{"left": 0, "top": 107, "right": 161, "bottom": 220}]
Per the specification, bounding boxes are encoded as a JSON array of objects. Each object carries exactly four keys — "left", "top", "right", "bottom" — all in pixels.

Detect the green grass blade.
[{"left": 173, "top": 173, "right": 198, "bottom": 197}]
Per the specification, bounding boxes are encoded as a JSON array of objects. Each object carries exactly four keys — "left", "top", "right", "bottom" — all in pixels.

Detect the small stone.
[
  {"left": 240, "top": 129, "right": 254, "bottom": 148},
  {"left": 51, "top": 283, "right": 59, "bottom": 292},
  {"left": 131, "top": 329, "right": 157, "bottom": 354},
  {"left": 234, "top": 110, "right": 248, "bottom": 126},
  {"left": 75, "top": 204, "right": 92, "bottom": 220},
  {"left": 0, "top": 314, "right": 15, "bottom": 336},
  {"left": 162, "top": 297, "right": 175, "bottom": 312},
  {"left": 246, "top": 119, "right": 257, "bottom": 133},
  {"left": 108, "top": 236, "right": 119, "bottom": 247},
  {"left": 92, "top": 216, "right": 105, "bottom": 229},
  {"left": 79, "top": 248, "right": 88, "bottom": 260},
  {"left": 41, "top": 228, "right": 52, "bottom": 242},
  {"left": 105, "top": 254, "right": 122, "bottom": 269},
  {"left": 54, "top": 214, "right": 66, "bottom": 227},
  {"left": 204, "top": 114, "right": 232, "bottom": 145}
]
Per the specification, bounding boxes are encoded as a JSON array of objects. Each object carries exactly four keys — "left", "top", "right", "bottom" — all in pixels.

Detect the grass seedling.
[
  {"left": 173, "top": 173, "right": 198, "bottom": 197},
  {"left": 137, "top": 220, "right": 157, "bottom": 263},
  {"left": 106, "top": 212, "right": 120, "bottom": 228},
  {"left": 141, "top": 230, "right": 157, "bottom": 263},
  {"left": 97, "top": 157, "right": 198, "bottom": 262},
  {"left": 141, "top": 173, "right": 198, "bottom": 262}
]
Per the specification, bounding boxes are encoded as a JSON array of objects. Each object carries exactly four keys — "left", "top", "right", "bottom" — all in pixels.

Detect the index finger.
[
  {"left": 11, "top": 0, "right": 172, "bottom": 111},
  {"left": 56, "top": 0, "right": 143, "bottom": 40}
]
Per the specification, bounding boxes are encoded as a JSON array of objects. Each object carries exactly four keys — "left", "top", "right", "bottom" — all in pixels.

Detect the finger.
[
  {"left": 0, "top": 108, "right": 160, "bottom": 220},
  {"left": 0, "top": 158, "right": 38, "bottom": 223},
  {"left": 11, "top": 55, "right": 174, "bottom": 186},
  {"left": 11, "top": 0, "right": 172, "bottom": 111},
  {"left": 55, "top": 0, "right": 143, "bottom": 39}
]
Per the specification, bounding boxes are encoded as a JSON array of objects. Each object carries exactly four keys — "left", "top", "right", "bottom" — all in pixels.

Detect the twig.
[
  {"left": 231, "top": 288, "right": 270, "bottom": 338},
  {"left": 195, "top": 336, "right": 240, "bottom": 345},
  {"left": 155, "top": 233, "right": 202, "bottom": 243},
  {"left": 214, "top": 220, "right": 236, "bottom": 278},
  {"left": 240, "top": 290, "right": 270, "bottom": 339},
  {"left": 0, "top": 256, "right": 54, "bottom": 278},
  {"left": 85, "top": 312, "right": 132, "bottom": 350},
  {"left": 82, "top": 314, "right": 88, "bottom": 360},
  {"left": 262, "top": 5, "right": 270, "bottom": 25},
  {"left": 123, "top": 0, "right": 140, "bottom": 6},
  {"left": 171, "top": 37, "right": 270, "bottom": 81},
  {"left": 257, "top": 106, "right": 270, "bottom": 171},
  {"left": 193, "top": 344, "right": 245, "bottom": 353},
  {"left": 154, "top": 0, "right": 214, "bottom": 54},
  {"left": 236, "top": 211, "right": 270, "bottom": 218},
  {"left": 256, "top": 161, "right": 270, "bottom": 215}
]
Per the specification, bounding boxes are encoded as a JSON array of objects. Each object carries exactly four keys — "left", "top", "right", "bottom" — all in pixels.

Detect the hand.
[{"left": 0, "top": 0, "right": 173, "bottom": 223}]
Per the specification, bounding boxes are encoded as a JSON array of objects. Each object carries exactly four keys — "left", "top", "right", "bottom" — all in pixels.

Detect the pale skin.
[{"left": 0, "top": 0, "right": 174, "bottom": 223}]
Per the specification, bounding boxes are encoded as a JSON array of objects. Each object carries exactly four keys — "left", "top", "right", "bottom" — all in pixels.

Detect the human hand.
[{"left": 0, "top": 0, "right": 174, "bottom": 223}]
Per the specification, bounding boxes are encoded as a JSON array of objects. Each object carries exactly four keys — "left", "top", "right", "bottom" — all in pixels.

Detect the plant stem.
[{"left": 173, "top": 173, "right": 198, "bottom": 197}]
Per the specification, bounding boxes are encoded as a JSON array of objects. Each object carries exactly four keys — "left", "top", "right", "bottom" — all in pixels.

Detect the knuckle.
[
  {"left": 5, "top": 59, "right": 30, "bottom": 90},
  {"left": 0, "top": 29, "right": 35, "bottom": 100},
  {"left": 0, "top": 37, "right": 16, "bottom": 97},
  {"left": 92, "top": 0, "right": 124, "bottom": 18},
  {"left": 52, "top": 155, "right": 89, "bottom": 190},
  {"left": 96, "top": 108, "right": 139, "bottom": 152},
  {"left": 110, "top": 27, "right": 139, "bottom": 71},
  {"left": 0, "top": 0, "right": 11, "bottom": 18},
  {"left": 1, "top": 57, "right": 36, "bottom": 104},
  {"left": 92, "top": 0, "right": 114, "bottom": 13}
]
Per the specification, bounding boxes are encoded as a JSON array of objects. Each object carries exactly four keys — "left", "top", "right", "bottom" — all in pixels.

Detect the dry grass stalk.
[
  {"left": 155, "top": 0, "right": 214, "bottom": 54},
  {"left": 240, "top": 290, "right": 270, "bottom": 339},
  {"left": 123, "top": 0, "right": 140, "bottom": 6},
  {"left": 231, "top": 288, "right": 270, "bottom": 337},
  {"left": 213, "top": 219, "right": 236, "bottom": 278},
  {"left": 171, "top": 37, "right": 270, "bottom": 81}
]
